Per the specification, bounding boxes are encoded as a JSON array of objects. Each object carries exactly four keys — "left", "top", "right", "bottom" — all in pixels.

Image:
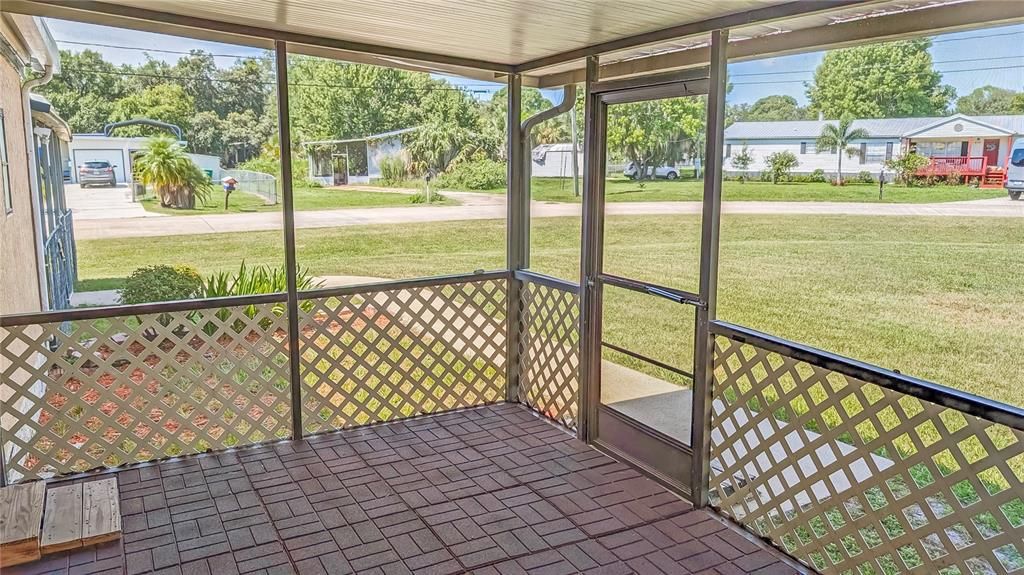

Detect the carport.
[{"left": 3, "top": 2, "right": 1024, "bottom": 574}]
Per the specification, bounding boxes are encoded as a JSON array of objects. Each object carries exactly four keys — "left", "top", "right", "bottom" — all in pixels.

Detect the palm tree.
[
  {"left": 134, "top": 135, "right": 212, "bottom": 209},
  {"left": 816, "top": 115, "right": 869, "bottom": 186}
]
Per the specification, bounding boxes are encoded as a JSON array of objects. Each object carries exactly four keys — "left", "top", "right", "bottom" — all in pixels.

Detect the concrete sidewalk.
[{"left": 73, "top": 195, "right": 1024, "bottom": 240}]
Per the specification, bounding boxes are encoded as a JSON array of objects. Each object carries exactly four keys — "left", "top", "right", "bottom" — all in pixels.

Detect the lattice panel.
[
  {"left": 709, "top": 335, "right": 1024, "bottom": 575},
  {"left": 0, "top": 305, "right": 292, "bottom": 482},
  {"left": 518, "top": 282, "right": 579, "bottom": 430},
  {"left": 298, "top": 279, "right": 507, "bottom": 434}
]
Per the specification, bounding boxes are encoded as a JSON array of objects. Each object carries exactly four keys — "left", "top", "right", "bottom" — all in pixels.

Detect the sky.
[{"left": 45, "top": 18, "right": 1024, "bottom": 107}]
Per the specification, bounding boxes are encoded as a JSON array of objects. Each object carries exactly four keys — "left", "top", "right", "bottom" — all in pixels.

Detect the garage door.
[{"left": 72, "top": 149, "right": 126, "bottom": 183}]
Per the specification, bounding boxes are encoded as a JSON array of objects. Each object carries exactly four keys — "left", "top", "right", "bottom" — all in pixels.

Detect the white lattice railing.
[
  {"left": 516, "top": 272, "right": 580, "bottom": 431},
  {"left": 297, "top": 275, "right": 507, "bottom": 434},
  {"left": 708, "top": 322, "right": 1024, "bottom": 575},
  {"left": 0, "top": 273, "right": 513, "bottom": 483},
  {"left": 0, "top": 296, "right": 293, "bottom": 483}
]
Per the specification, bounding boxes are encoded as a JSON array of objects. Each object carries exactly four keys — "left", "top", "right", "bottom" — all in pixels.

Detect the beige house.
[{"left": 0, "top": 13, "right": 71, "bottom": 315}]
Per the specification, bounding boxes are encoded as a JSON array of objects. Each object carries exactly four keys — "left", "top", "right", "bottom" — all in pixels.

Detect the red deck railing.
[{"left": 916, "top": 155, "right": 987, "bottom": 176}]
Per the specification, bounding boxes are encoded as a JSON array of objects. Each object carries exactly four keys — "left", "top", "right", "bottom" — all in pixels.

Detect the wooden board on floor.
[
  {"left": 0, "top": 481, "right": 45, "bottom": 567},
  {"left": 40, "top": 483, "right": 84, "bottom": 554},
  {"left": 81, "top": 478, "right": 120, "bottom": 546}
]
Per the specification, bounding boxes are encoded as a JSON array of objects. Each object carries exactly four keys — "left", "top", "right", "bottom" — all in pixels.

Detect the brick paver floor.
[{"left": 8, "top": 404, "right": 798, "bottom": 574}]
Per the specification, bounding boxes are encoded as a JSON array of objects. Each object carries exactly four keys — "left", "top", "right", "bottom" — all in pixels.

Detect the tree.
[
  {"left": 37, "top": 49, "right": 126, "bottom": 133},
  {"left": 109, "top": 83, "right": 196, "bottom": 137},
  {"left": 1012, "top": 93, "right": 1024, "bottom": 114},
  {"left": 287, "top": 57, "right": 423, "bottom": 142},
  {"left": 405, "top": 85, "right": 488, "bottom": 173},
  {"left": 765, "top": 150, "right": 798, "bottom": 184},
  {"left": 171, "top": 50, "right": 219, "bottom": 114},
  {"left": 133, "top": 136, "right": 212, "bottom": 209},
  {"left": 730, "top": 145, "right": 754, "bottom": 181},
  {"left": 746, "top": 95, "right": 809, "bottom": 121},
  {"left": 606, "top": 98, "right": 704, "bottom": 181},
  {"left": 885, "top": 152, "right": 929, "bottom": 185},
  {"left": 807, "top": 38, "right": 954, "bottom": 119},
  {"left": 956, "top": 86, "right": 1020, "bottom": 115},
  {"left": 215, "top": 57, "right": 272, "bottom": 117},
  {"left": 816, "top": 116, "right": 869, "bottom": 185}
]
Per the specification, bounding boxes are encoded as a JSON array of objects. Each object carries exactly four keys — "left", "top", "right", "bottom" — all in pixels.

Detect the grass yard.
[
  {"left": 75, "top": 214, "right": 1024, "bottom": 407},
  {"left": 409, "top": 176, "right": 1004, "bottom": 204},
  {"left": 140, "top": 186, "right": 446, "bottom": 215}
]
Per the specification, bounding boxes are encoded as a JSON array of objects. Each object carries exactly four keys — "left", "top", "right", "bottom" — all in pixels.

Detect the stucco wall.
[{"left": 0, "top": 40, "right": 43, "bottom": 314}]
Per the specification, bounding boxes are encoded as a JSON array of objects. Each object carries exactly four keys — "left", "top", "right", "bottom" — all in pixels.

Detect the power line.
[
  {"left": 729, "top": 55, "right": 1024, "bottom": 77},
  {"left": 59, "top": 66, "right": 495, "bottom": 93},
  {"left": 56, "top": 39, "right": 270, "bottom": 60},
  {"left": 731, "top": 64, "right": 1024, "bottom": 86}
]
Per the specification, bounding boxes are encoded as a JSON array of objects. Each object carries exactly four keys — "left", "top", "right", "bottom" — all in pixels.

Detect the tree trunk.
[{"left": 837, "top": 154, "right": 844, "bottom": 186}]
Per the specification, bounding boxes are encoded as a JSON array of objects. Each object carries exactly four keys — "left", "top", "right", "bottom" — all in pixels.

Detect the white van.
[{"left": 1007, "top": 137, "right": 1024, "bottom": 201}]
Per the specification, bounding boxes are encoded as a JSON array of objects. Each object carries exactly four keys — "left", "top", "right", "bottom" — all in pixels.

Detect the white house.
[
  {"left": 724, "top": 113, "right": 1024, "bottom": 186},
  {"left": 67, "top": 134, "right": 222, "bottom": 184}
]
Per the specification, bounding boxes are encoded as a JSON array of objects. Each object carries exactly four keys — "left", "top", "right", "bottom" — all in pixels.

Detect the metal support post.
[
  {"left": 690, "top": 29, "right": 729, "bottom": 508},
  {"left": 505, "top": 73, "right": 524, "bottom": 403},
  {"left": 578, "top": 56, "right": 604, "bottom": 442},
  {"left": 275, "top": 41, "right": 304, "bottom": 440}
]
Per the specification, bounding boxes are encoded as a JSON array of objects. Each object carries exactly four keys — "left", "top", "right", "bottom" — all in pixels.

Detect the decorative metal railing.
[
  {"left": 708, "top": 321, "right": 1024, "bottom": 575},
  {"left": 0, "top": 273, "right": 509, "bottom": 484},
  {"left": 515, "top": 271, "right": 580, "bottom": 431},
  {"left": 42, "top": 210, "right": 77, "bottom": 310},
  {"left": 297, "top": 274, "right": 507, "bottom": 435}
]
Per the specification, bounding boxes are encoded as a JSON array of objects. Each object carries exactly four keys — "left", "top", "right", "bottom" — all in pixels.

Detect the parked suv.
[
  {"left": 623, "top": 162, "right": 681, "bottom": 180},
  {"left": 78, "top": 161, "right": 117, "bottom": 188},
  {"left": 1007, "top": 137, "right": 1024, "bottom": 201}
]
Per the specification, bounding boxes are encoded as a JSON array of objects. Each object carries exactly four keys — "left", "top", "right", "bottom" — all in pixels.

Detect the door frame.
[
  {"left": 982, "top": 138, "right": 1000, "bottom": 167},
  {"left": 577, "top": 62, "right": 721, "bottom": 497},
  {"left": 578, "top": 31, "right": 729, "bottom": 504}
]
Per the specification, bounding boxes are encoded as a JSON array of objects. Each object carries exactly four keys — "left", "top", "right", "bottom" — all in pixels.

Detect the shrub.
[
  {"left": 730, "top": 145, "right": 754, "bottom": 181},
  {"left": 885, "top": 153, "right": 929, "bottom": 186},
  {"left": 202, "top": 261, "right": 322, "bottom": 298},
  {"left": 119, "top": 265, "right": 203, "bottom": 304},
  {"left": 437, "top": 158, "right": 507, "bottom": 190},
  {"left": 408, "top": 190, "right": 447, "bottom": 204},
  {"left": 854, "top": 170, "right": 875, "bottom": 184},
  {"left": 765, "top": 151, "right": 799, "bottom": 184},
  {"left": 809, "top": 169, "right": 828, "bottom": 183},
  {"left": 378, "top": 155, "right": 408, "bottom": 185}
]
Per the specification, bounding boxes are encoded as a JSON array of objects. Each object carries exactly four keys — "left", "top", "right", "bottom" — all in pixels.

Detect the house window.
[
  {"left": 725, "top": 144, "right": 731, "bottom": 158},
  {"left": 859, "top": 143, "right": 867, "bottom": 164},
  {"left": 800, "top": 142, "right": 807, "bottom": 154},
  {"left": 885, "top": 142, "right": 894, "bottom": 162},
  {"left": 0, "top": 109, "right": 11, "bottom": 215}
]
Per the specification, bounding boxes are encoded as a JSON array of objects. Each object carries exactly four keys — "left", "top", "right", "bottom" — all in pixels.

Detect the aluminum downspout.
[
  {"left": 519, "top": 84, "right": 577, "bottom": 267},
  {"left": 22, "top": 63, "right": 55, "bottom": 311}
]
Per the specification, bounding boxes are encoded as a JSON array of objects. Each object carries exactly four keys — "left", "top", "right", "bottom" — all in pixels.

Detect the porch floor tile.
[{"left": 7, "top": 404, "right": 797, "bottom": 575}]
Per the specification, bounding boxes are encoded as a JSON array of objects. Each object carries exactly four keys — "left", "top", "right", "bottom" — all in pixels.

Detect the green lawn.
[
  {"left": 75, "top": 214, "right": 1023, "bottom": 407},
  {"left": 140, "top": 186, "right": 446, "bottom": 215},
  {"left": 421, "top": 176, "right": 1004, "bottom": 203}
]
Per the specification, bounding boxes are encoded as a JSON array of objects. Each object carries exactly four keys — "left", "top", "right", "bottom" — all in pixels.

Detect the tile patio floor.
[{"left": 7, "top": 404, "right": 797, "bottom": 575}]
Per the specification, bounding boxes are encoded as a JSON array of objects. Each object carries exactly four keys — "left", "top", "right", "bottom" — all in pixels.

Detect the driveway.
[
  {"left": 65, "top": 183, "right": 156, "bottom": 220},
  {"left": 72, "top": 194, "right": 1024, "bottom": 240}
]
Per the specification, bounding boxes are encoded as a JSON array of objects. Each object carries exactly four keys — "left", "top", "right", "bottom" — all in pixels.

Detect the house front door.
[{"left": 983, "top": 139, "right": 1001, "bottom": 167}]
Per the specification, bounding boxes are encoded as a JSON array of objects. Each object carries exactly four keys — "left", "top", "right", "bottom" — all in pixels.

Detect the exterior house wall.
[
  {"left": 724, "top": 137, "right": 899, "bottom": 176},
  {"left": 0, "top": 20, "right": 43, "bottom": 314}
]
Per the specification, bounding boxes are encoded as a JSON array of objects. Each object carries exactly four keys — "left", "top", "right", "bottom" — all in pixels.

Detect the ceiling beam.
[
  {"left": 514, "top": 0, "right": 877, "bottom": 74},
  {"left": 4, "top": 0, "right": 515, "bottom": 73},
  {"left": 531, "top": 0, "right": 1024, "bottom": 88}
]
